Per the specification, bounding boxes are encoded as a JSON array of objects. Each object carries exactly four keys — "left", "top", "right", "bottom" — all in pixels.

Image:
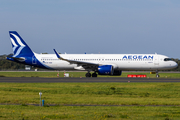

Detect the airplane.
[{"left": 7, "top": 31, "right": 178, "bottom": 78}]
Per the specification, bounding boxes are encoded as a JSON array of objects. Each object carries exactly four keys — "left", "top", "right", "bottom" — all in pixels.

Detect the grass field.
[
  {"left": 0, "top": 105, "right": 180, "bottom": 120},
  {"left": 0, "top": 82, "right": 180, "bottom": 119},
  {"left": 0, "top": 72, "right": 180, "bottom": 119},
  {"left": 1, "top": 82, "right": 180, "bottom": 105},
  {"left": 0, "top": 71, "right": 180, "bottom": 78}
]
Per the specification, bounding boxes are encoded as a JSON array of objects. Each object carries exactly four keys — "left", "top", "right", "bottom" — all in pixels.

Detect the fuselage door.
[{"left": 154, "top": 55, "right": 159, "bottom": 66}]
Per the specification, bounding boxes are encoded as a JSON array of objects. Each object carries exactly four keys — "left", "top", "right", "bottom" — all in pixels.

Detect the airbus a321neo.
[{"left": 7, "top": 31, "right": 178, "bottom": 77}]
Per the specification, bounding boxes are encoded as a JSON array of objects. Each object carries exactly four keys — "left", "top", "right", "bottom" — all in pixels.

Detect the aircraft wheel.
[
  {"left": 156, "top": 70, "right": 160, "bottom": 78},
  {"left": 156, "top": 74, "right": 160, "bottom": 78},
  {"left": 85, "top": 73, "right": 91, "bottom": 77},
  {"left": 92, "top": 73, "right": 97, "bottom": 77}
]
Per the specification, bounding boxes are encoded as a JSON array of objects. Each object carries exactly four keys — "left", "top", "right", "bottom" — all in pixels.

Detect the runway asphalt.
[{"left": 0, "top": 77, "right": 180, "bottom": 83}]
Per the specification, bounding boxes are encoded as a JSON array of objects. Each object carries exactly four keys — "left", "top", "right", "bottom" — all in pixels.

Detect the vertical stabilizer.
[
  {"left": 7, "top": 31, "right": 52, "bottom": 69},
  {"left": 9, "top": 31, "right": 34, "bottom": 57}
]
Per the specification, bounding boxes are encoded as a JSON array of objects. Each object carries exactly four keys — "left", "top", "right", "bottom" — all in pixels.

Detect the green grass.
[
  {"left": 0, "top": 83, "right": 180, "bottom": 105},
  {"left": 0, "top": 105, "right": 180, "bottom": 120},
  {"left": 0, "top": 71, "right": 180, "bottom": 78},
  {"left": 0, "top": 82, "right": 180, "bottom": 119}
]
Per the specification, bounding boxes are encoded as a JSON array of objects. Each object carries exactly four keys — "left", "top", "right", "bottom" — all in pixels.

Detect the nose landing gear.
[
  {"left": 156, "top": 70, "right": 160, "bottom": 78},
  {"left": 156, "top": 74, "right": 160, "bottom": 78}
]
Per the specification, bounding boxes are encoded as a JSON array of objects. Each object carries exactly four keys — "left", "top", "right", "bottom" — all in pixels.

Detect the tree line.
[{"left": 0, "top": 55, "right": 25, "bottom": 70}]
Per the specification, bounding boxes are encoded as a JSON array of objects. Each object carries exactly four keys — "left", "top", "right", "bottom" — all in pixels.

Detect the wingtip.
[
  {"left": 53, "top": 49, "right": 56, "bottom": 53},
  {"left": 53, "top": 49, "right": 61, "bottom": 58}
]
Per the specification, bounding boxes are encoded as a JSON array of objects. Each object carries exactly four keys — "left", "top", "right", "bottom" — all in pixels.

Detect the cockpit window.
[{"left": 164, "top": 58, "right": 172, "bottom": 61}]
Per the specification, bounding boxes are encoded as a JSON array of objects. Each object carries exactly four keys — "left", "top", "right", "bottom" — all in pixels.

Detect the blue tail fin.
[
  {"left": 9, "top": 31, "right": 34, "bottom": 57},
  {"left": 8, "top": 31, "right": 51, "bottom": 69}
]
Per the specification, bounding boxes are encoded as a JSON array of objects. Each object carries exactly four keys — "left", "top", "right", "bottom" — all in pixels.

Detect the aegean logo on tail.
[
  {"left": 10, "top": 33, "right": 25, "bottom": 46},
  {"left": 10, "top": 33, "right": 26, "bottom": 57}
]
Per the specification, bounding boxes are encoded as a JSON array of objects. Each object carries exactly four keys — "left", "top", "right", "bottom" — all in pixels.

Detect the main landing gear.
[
  {"left": 85, "top": 72, "right": 97, "bottom": 77},
  {"left": 156, "top": 70, "right": 160, "bottom": 78},
  {"left": 92, "top": 72, "right": 97, "bottom": 77},
  {"left": 85, "top": 72, "right": 91, "bottom": 77}
]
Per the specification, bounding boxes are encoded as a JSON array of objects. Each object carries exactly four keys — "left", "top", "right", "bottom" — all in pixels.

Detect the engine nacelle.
[
  {"left": 98, "top": 65, "right": 113, "bottom": 75},
  {"left": 98, "top": 65, "right": 122, "bottom": 76}
]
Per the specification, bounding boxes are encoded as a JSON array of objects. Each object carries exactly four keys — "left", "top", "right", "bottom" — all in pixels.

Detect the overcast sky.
[{"left": 1, "top": 0, "right": 180, "bottom": 58}]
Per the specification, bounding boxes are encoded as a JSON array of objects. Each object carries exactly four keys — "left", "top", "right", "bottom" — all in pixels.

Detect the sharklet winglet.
[
  {"left": 53, "top": 49, "right": 70, "bottom": 62},
  {"left": 53, "top": 49, "right": 61, "bottom": 59}
]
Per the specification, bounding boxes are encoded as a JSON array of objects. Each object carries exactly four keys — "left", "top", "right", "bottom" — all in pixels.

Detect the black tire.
[
  {"left": 92, "top": 73, "right": 97, "bottom": 77},
  {"left": 85, "top": 73, "right": 91, "bottom": 77},
  {"left": 156, "top": 74, "right": 160, "bottom": 78}
]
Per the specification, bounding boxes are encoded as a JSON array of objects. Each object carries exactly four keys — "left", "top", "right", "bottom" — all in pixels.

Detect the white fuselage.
[{"left": 34, "top": 53, "right": 177, "bottom": 71}]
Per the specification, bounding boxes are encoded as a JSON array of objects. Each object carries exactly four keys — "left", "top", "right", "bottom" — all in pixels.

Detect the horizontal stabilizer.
[{"left": 7, "top": 55, "right": 25, "bottom": 62}]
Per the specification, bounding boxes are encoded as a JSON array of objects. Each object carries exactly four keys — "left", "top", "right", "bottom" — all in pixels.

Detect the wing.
[{"left": 53, "top": 49, "right": 99, "bottom": 70}]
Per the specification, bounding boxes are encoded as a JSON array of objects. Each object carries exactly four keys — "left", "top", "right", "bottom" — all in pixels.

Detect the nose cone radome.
[{"left": 172, "top": 61, "right": 178, "bottom": 68}]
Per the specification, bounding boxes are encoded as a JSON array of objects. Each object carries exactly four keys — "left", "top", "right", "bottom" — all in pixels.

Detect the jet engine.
[{"left": 97, "top": 65, "right": 122, "bottom": 76}]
